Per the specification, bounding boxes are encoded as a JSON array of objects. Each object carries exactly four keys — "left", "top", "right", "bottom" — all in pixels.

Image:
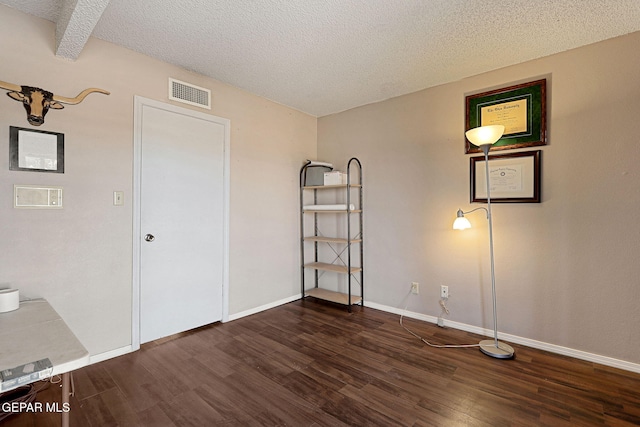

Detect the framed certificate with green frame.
[{"left": 465, "top": 79, "right": 547, "bottom": 154}]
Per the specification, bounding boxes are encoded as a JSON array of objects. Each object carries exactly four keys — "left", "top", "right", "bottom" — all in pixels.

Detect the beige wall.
[
  {"left": 318, "top": 31, "right": 640, "bottom": 364},
  {"left": 0, "top": 7, "right": 316, "bottom": 357}
]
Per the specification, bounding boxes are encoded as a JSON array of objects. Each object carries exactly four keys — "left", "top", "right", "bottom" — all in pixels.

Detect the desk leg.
[{"left": 61, "top": 372, "right": 70, "bottom": 427}]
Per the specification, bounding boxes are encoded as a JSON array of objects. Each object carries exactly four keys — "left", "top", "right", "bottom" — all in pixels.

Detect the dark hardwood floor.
[{"left": 3, "top": 298, "right": 640, "bottom": 426}]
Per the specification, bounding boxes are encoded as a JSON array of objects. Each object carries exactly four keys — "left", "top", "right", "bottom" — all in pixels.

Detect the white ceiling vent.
[{"left": 169, "top": 78, "right": 211, "bottom": 109}]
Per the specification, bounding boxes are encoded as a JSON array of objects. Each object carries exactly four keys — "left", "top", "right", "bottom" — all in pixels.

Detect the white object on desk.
[{"left": 0, "top": 288, "right": 19, "bottom": 313}]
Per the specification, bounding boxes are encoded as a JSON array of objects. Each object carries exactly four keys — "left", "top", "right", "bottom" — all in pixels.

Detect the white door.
[{"left": 134, "top": 97, "right": 229, "bottom": 345}]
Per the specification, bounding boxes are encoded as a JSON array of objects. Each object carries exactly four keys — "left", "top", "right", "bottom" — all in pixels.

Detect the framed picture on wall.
[
  {"left": 471, "top": 150, "right": 541, "bottom": 203},
  {"left": 9, "top": 126, "right": 64, "bottom": 173},
  {"left": 465, "top": 79, "right": 547, "bottom": 154}
]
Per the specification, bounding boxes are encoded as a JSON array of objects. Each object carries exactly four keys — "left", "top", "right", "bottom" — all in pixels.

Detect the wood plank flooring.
[{"left": 3, "top": 298, "right": 640, "bottom": 426}]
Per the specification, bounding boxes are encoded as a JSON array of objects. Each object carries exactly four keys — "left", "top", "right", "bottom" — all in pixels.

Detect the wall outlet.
[
  {"left": 411, "top": 282, "right": 419, "bottom": 294},
  {"left": 440, "top": 285, "right": 449, "bottom": 299}
]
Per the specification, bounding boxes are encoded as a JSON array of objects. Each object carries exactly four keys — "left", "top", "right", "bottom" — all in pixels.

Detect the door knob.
[{"left": 144, "top": 234, "right": 155, "bottom": 242}]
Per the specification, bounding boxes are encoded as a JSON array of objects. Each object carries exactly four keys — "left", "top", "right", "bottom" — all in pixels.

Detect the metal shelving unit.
[{"left": 299, "top": 158, "right": 363, "bottom": 311}]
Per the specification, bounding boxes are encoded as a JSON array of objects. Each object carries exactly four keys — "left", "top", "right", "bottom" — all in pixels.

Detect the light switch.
[{"left": 113, "top": 191, "right": 124, "bottom": 206}]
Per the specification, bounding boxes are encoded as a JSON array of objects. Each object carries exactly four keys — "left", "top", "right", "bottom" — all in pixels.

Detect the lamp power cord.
[{"left": 399, "top": 290, "right": 481, "bottom": 349}]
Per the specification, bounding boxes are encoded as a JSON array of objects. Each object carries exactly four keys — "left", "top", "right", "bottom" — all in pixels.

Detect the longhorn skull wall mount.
[{"left": 0, "top": 80, "right": 110, "bottom": 126}]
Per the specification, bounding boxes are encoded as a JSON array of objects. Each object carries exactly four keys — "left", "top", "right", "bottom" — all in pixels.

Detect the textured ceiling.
[{"left": 2, "top": 0, "right": 640, "bottom": 117}]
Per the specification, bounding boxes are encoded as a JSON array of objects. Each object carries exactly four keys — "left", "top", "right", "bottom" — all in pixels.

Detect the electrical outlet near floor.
[
  {"left": 440, "top": 285, "right": 449, "bottom": 299},
  {"left": 411, "top": 282, "right": 419, "bottom": 294}
]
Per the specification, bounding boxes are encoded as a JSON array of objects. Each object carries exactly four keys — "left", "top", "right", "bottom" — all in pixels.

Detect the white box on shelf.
[{"left": 324, "top": 171, "right": 347, "bottom": 185}]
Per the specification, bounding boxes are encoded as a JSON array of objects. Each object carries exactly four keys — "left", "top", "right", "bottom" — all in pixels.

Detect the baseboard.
[
  {"left": 364, "top": 300, "right": 640, "bottom": 374},
  {"left": 89, "top": 345, "right": 133, "bottom": 365},
  {"left": 227, "top": 294, "right": 301, "bottom": 322}
]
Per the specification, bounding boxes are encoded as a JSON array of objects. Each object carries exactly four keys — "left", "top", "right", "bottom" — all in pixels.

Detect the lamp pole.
[
  {"left": 478, "top": 143, "right": 514, "bottom": 359},
  {"left": 483, "top": 144, "right": 498, "bottom": 346}
]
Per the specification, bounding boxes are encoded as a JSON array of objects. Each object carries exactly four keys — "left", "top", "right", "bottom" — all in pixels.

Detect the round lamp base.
[{"left": 479, "top": 339, "right": 514, "bottom": 359}]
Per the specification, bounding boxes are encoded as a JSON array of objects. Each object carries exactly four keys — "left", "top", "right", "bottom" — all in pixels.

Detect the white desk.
[{"left": 0, "top": 299, "right": 89, "bottom": 427}]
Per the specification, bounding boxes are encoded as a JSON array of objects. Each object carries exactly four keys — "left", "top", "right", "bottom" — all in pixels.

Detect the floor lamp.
[{"left": 454, "top": 124, "right": 514, "bottom": 359}]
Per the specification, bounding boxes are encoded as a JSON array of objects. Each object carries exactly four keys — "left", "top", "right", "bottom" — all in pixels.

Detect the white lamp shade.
[
  {"left": 465, "top": 125, "right": 505, "bottom": 147},
  {"left": 453, "top": 216, "right": 471, "bottom": 230}
]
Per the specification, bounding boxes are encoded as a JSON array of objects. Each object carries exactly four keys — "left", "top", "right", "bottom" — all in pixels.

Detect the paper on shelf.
[
  {"left": 306, "top": 160, "right": 333, "bottom": 168},
  {"left": 303, "top": 204, "right": 356, "bottom": 211}
]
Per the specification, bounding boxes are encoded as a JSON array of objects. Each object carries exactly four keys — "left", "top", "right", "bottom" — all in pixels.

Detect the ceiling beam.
[{"left": 55, "top": 0, "right": 111, "bottom": 60}]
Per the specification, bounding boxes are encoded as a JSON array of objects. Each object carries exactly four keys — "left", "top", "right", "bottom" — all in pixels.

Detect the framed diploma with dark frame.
[
  {"left": 9, "top": 126, "right": 65, "bottom": 173},
  {"left": 471, "top": 150, "right": 541, "bottom": 203},
  {"left": 465, "top": 79, "right": 547, "bottom": 154}
]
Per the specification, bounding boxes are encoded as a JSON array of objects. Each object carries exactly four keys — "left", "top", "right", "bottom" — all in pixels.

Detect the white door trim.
[{"left": 132, "top": 96, "right": 230, "bottom": 351}]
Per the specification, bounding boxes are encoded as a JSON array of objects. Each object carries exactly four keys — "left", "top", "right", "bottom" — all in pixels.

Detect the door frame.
[{"left": 132, "top": 96, "right": 230, "bottom": 351}]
